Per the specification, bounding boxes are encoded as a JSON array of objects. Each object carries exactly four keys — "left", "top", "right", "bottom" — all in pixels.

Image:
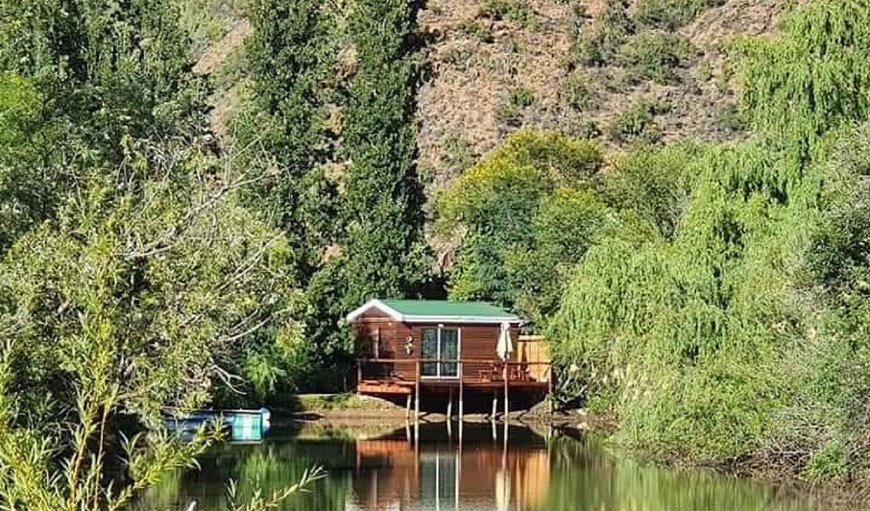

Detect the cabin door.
[
  {"left": 421, "top": 327, "right": 460, "bottom": 378},
  {"left": 440, "top": 329, "right": 458, "bottom": 377}
]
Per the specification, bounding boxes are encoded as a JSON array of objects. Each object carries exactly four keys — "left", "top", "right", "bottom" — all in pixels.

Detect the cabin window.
[{"left": 421, "top": 326, "right": 460, "bottom": 378}]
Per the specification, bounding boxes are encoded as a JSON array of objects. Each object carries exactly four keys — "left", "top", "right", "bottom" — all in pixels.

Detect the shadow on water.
[{"left": 137, "top": 421, "right": 838, "bottom": 511}]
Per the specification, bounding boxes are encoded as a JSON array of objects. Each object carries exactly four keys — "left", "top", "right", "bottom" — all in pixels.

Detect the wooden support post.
[
  {"left": 491, "top": 409, "right": 497, "bottom": 442},
  {"left": 406, "top": 393, "right": 412, "bottom": 419},
  {"left": 458, "top": 361, "right": 464, "bottom": 422},
  {"left": 447, "top": 388, "right": 454, "bottom": 419},
  {"left": 415, "top": 359, "right": 421, "bottom": 419},
  {"left": 503, "top": 362, "right": 509, "bottom": 422},
  {"left": 356, "top": 359, "right": 362, "bottom": 392}
]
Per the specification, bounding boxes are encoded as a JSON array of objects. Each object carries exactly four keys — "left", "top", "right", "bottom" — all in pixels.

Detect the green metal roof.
[
  {"left": 345, "top": 299, "right": 521, "bottom": 324},
  {"left": 381, "top": 299, "right": 516, "bottom": 318}
]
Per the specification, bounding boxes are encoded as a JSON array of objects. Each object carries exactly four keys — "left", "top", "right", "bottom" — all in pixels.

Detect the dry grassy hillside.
[
  {"left": 416, "top": 0, "right": 788, "bottom": 187},
  {"left": 187, "top": 0, "right": 789, "bottom": 189}
]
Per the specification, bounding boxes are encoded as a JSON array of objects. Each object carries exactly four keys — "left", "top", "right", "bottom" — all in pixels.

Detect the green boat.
[{"left": 164, "top": 407, "right": 272, "bottom": 442}]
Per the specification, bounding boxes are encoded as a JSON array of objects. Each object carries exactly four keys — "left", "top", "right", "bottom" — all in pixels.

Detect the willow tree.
[{"left": 549, "top": 0, "right": 870, "bottom": 477}]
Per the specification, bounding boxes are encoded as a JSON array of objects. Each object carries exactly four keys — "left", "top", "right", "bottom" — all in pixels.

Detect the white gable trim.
[{"left": 345, "top": 299, "right": 405, "bottom": 322}]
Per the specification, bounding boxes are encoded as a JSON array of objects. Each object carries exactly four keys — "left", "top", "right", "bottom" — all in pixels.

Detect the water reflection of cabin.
[
  {"left": 352, "top": 426, "right": 550, "bottom": 511},
  {"left": 346, "top": 299, "right": 552, "bottom": 414}
]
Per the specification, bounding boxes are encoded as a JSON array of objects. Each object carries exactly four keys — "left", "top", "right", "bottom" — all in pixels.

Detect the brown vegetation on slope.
[{"left": 416, "top": 0, "right": 790, "bottom": 188}]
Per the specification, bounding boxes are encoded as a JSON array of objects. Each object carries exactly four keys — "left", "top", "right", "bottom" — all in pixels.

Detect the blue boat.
[{"left": 164, "top": 407, "right": 272, "bottom": 442}]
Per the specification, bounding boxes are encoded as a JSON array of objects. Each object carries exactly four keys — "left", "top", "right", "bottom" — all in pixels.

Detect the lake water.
[{"left": 138, "top": 420, "right": 836, "bottom": 511}]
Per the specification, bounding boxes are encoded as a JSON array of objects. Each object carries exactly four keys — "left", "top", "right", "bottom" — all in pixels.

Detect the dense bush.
[
  {"left": 617, "top": 32, "right": 695, "bottom": 84},
  {"left": 563, "top": 70, "right": 598, "bottom": 111},
  {"left": 566, "top": 0, "right": 634, "bottom": 68},
  {"left": 481, "top": 0, "right": 541, "bottom": 30},
  {"left": 438, "top": 131, "right": 604, "bottom": 323},
  {"left": 606, "top": 100, "right": 669, "bottom": 145},
  {"left": 635, "top": 0, "right": 725, "bottom": 31},
  {"left": 461, "top": 20, "right": 496, "bottom": 43},
  {"left": 495, "top": 86, "right": 537, "bottom": 126}
]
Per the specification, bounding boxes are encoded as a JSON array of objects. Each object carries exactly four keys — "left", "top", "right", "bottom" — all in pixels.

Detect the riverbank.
[{"left": 277, "top": 393, "right": 614, "bottom": 429}]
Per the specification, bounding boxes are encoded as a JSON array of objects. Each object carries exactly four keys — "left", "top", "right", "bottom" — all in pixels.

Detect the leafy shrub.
[
  {"left": 602, "top": 144, "right": 700, "bottom": 238},
  {"left": 566, "top": 0, "right": 634, "bottom": 68},
  {"left": 714, "top": 103, "right": 746, "bottom": 134},
  {"left": 481, "top": 0, "right": 541, "bottom": 30},
  {"left": 461, "top": 20, "right": 495, "bottom": 43},
  {"left": 495, "top": 86, "right": 537, "bottom": 126},
  {"left": 506, "top": 188, "right": 613, "bottom": 319},
  {"left": 636, "top": 0, "right": 725, "bottom": 31},
  {"left": 181, "top": 0, "right": 251, "bottom": 55},
  {"left": 805, "top": 438, "right": 850, "bottom": 481},
  {"left": 441, "top": 135, "right": 479, "bottom": 175},
  {"left": 563, "top": 70, "right": 598, "bottom": 111},
  {"left": 617, "top": 32, "right": 696, "bottom": 84},
  {"left": 438, "top": 131, "right": 603, "bottom": 225},
  {"left": 607, "top": 100, "right": 669, "bottom": 144},
  {"left": 575, "top": 119, "right": 602, "bottom": 139}
]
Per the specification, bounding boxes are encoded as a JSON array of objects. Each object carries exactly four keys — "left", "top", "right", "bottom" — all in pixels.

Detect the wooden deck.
[{"left": 356, "top": 357, "right": 553, "bottom": 418}]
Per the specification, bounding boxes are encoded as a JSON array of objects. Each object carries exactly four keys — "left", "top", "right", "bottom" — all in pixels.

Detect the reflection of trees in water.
[
  {"left": 138, "top": 442, "right": 352, "bottom": 511},
  {"left": 138, "top": 427, "right": 827, "bottom": 511},
  {"left": 541, "top": 435, "right": 822, "bottom": 511}
]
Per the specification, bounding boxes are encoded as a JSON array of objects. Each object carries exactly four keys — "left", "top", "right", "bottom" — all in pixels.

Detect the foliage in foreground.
[
  {"left": 0, "top": 1, "right": 323, "bottom": 504},
  {"left": 0, "top": 140, "right": 311, "bottom": 507}
]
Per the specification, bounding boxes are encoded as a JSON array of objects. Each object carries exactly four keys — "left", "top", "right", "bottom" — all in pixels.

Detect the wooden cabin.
[{"left": 346, "top": 299, "right": 552, "bottom": 414}]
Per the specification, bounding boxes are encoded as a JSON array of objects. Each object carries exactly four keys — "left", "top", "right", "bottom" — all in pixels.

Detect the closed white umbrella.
[{"left": 496, "top": 322, "right": 514, "bottom": 361}]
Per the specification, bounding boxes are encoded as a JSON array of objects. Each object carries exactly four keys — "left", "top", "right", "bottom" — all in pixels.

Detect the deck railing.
[
  {"left": 356, "top": 357, "right": 552, "bottom": 384},
  {"left": 356, "top": 357, "right": 554, "bottom": 418}
]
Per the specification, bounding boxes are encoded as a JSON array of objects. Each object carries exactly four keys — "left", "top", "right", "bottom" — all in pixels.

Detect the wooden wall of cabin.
[{"left": 353, "top": 310, "right": 524, "bottom": 381}]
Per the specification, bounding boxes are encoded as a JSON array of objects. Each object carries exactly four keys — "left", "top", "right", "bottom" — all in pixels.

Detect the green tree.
[
  {"left": 0, "top": 74, "right": 59, "bottom": 251},
  {"left": 239, "top": 0, "right": 339, "bottom": 282},
  {"left": 340, "top": 0, "right": 428, "bottom": 307},
  {"left": 0, "top": 0, "right": 207, "bottom": 157},
  {"left": 0, "top": 0, "right": 207, "bottom": 254},
  {"left": 437, "top": 131, "right": 604, "bottom": 322}
]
